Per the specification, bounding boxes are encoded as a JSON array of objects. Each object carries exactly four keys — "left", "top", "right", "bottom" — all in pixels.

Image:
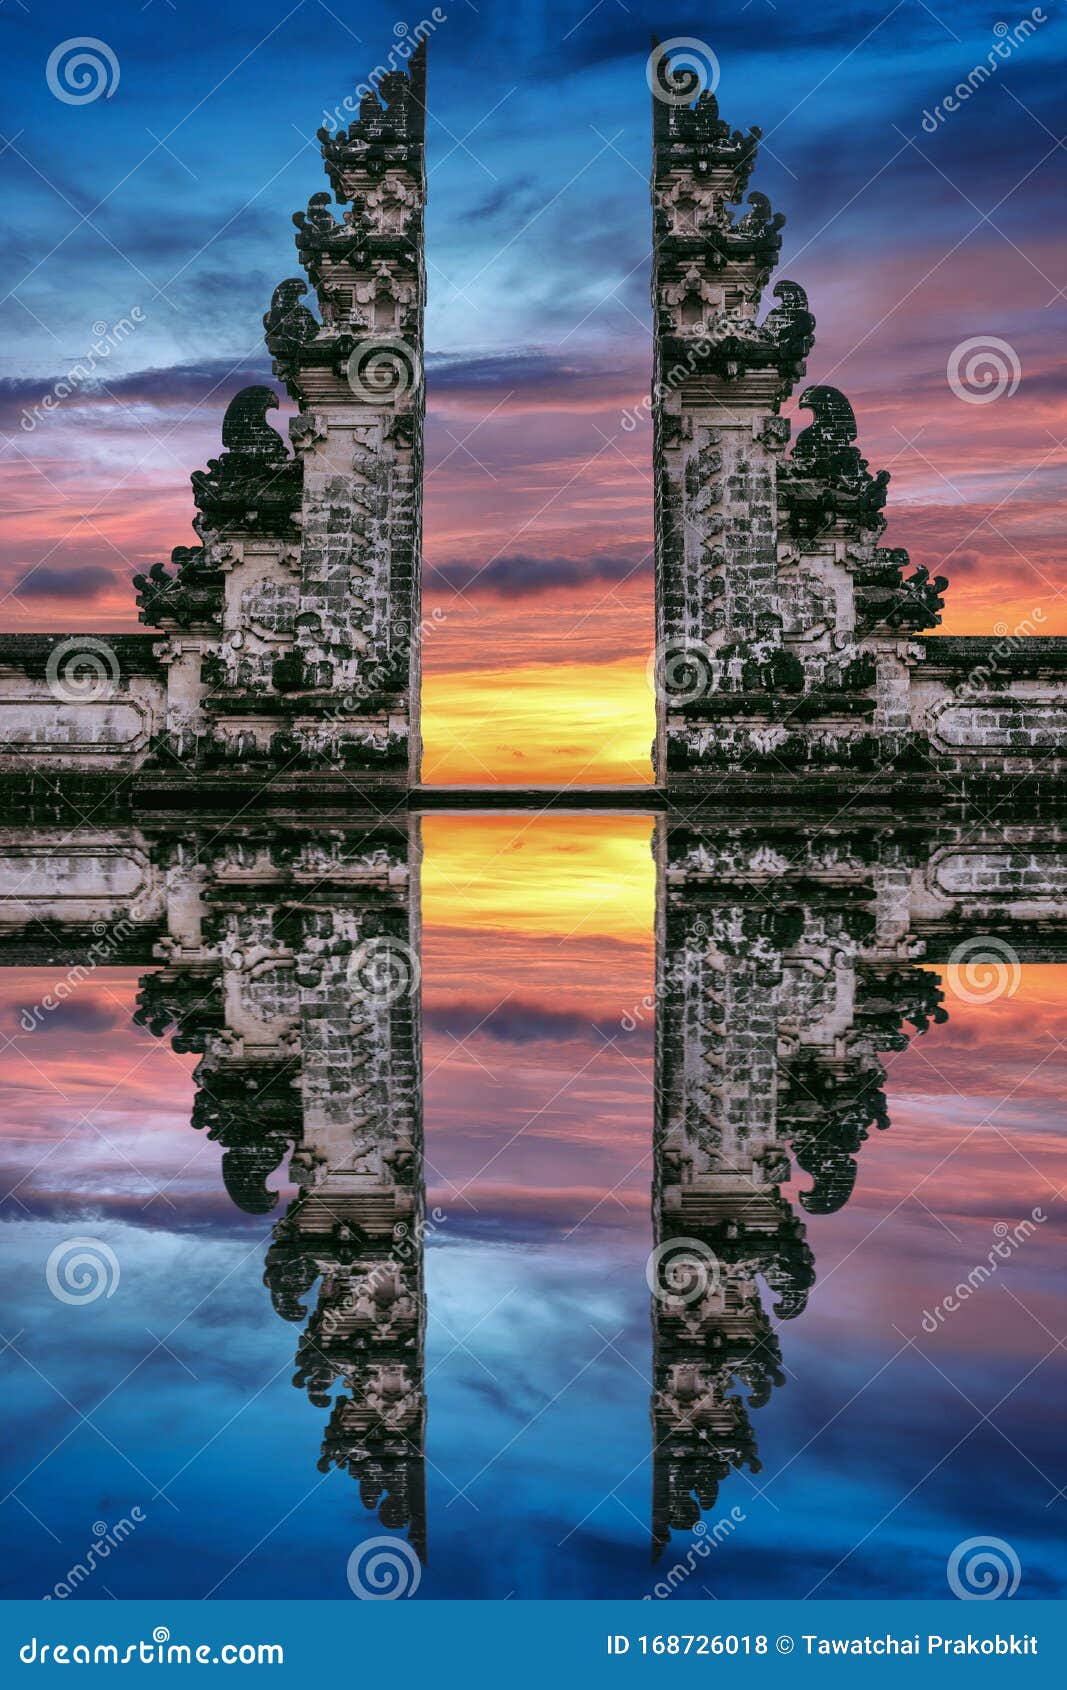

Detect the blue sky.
[
  {"left": 1, "top": 6, "right": 1066, "bottom": 1599},
  {"left": 4, "top": 1, "right": 1065, "bottom": 786}
]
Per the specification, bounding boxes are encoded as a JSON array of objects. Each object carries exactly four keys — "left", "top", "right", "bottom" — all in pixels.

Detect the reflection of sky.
[
  {"left": 2, "top": 3, "right": 1066, "bottom": 779},
  {"left": 1, "top": 819, "right": 1065, "bottom": 1598}
]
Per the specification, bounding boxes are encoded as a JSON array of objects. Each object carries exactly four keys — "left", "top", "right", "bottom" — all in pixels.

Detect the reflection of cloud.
[
  {"left": 426, "top": 1184, "right": 646, "bottom": 1240},
  {"left": 0, "top": 1187, "right": 267, "bottom": 1237},
  {"left": 427, "top": 997, "right": 595, "bottom": 1046},
  {"left": 426, "top": 994, "right": 651, "bottom": 1052},
  {"left": 11, "top": 993, "right": 120, "bottom": 1033}
]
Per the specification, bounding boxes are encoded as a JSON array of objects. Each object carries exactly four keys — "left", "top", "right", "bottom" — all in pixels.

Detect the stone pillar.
[
  {"left": 650, "top": 70, "right": 813, "bottom": 784},
  {"left": 650, "top": 58, "right": 1065, "bottom": 795},
  {"left": 266, "top": 43, "right": 427, "bottom": 781},
  {"left": 135, "top": 816, "right": 427, "bottom": 1553}
]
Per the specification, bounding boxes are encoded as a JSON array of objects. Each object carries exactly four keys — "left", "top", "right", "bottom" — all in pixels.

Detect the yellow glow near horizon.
[
  {"left": 421, "top": 813, "right": 655, "bottom": 943},
  {"left": 421, "top": 657, "right": 655, "bottom": 787}
]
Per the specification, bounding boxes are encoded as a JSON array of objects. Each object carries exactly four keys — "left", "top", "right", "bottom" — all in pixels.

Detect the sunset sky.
[
  {"left": 1, "top": 0, "right": 1065, "bottom": 1608},
  {"left": 2, "top": 0, "right": 1065, "bottom": 782}
]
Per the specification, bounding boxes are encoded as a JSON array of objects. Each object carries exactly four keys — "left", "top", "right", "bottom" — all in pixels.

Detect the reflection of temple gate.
[
  {"left": 0, "top": 35, "right": 1065, "bottom": 1579},
  {"left": 1, "top": 802, "right": 1064, "bottom": 1564},
  {"left": 650, "top": 807, "right": 1066, "bottom": 1557},
  {"left": 0, "top": 817, "right": 426, "bottom": 1552}
]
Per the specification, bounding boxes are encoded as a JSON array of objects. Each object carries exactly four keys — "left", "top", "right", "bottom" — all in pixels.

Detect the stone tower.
[
  {"left": 0, "top": 42, "right": 430, "bottom": 792},
  {"left": 649, "top": 50, "right": 1064, "bottom": 797}
]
